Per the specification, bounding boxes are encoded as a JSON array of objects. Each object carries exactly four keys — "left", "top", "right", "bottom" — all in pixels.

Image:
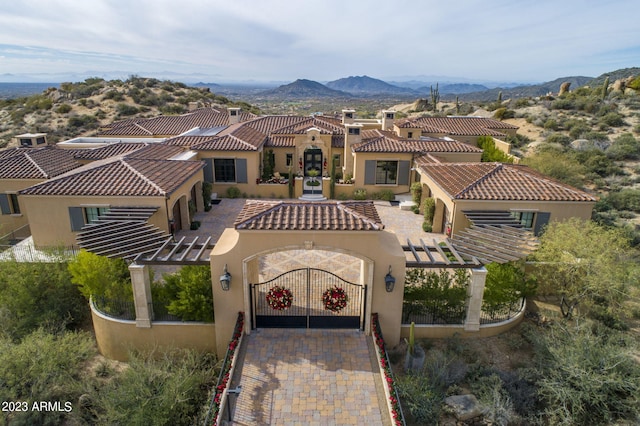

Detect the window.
[
  {"left": 19, "top": 138, "right": 32, "bottom": 147},
  {"left": 376, "top": 161, "right": 398, "bottom": 185},
  {"left": 212, "top": 158, "right": 248, "bottom": 183},
  {"left": 386, "top": 113, "right": 394, "bottom": 119},
  {"left": 0, "top": 193, "right": 20, "bottom": 215},
  {"left": 345, "top": 112, "right": 353, "bottom": 119},
  {"left": 348, "top": 127, "right": 360, "bottom": 135},
  {"left": 407, "top": 132, "right": 413, "bottom": 139},
  {"left": 214, "top": 159, "right": 236, "bottom": 182},
  {"left": 36, "top": 137, "right": 46, "bottom": 145},
  {"left": 511, "top": 211, "right": 534, "bottom": 228},
  {"left": 69, "top": 206, "right": 108, "bottom": 231},
  {"left": 286, "top": 153, "right": 293, "bottom": 167},
  {"left": 85, "top": 207, "right": 108, "bottom": 224},
  {"left": 333, "top": 154, "right": 341, "bottom": 168}
]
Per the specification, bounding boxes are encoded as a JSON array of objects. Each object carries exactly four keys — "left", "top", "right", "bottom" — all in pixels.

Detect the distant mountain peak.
[
  {"left": 260, "top": 79, "right": 350, "bottom": 98},
  {"left": 326, "top": 76, "right": 416, "bottom": 96}
]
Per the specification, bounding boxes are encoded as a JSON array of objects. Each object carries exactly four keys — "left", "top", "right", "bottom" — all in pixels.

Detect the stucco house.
[
  {"left": 0, "top": 146, "right": 81, "bottom": 241},
  {"left": 19, "top": 147, "right": 205, "bottom": 247}
]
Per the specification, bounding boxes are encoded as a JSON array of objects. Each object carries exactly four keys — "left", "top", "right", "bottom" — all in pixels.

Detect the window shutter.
[
  {"left": 236, "top": 158, "right": 248, "bottom": 183},
  {"left": 69, "top": 207, "right": 85, "bottom": 231},
  {"left": 0, "top": 194, "right": 10, "bottom": 215},
  {"left": 203, "top": 158, "right": 214, "bottom": 183},
  {"left": 398, "top": 160, "right": 410, "bottom": 185},
  {"left": 364, "top": 160, "right": 376, "bottom": 185},
  {"left": 534, "top": 212, "right": 551, "bottom": 236}
]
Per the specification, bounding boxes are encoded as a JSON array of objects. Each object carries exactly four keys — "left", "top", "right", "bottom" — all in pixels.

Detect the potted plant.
[
  {"left": 404, "top": 322, "right": 425, "bottom": 372},
  {"left": 307, "top": 168, "right": 320, "bottom": 194}
]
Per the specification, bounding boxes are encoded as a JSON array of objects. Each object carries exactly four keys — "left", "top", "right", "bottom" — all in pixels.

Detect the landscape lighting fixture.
[
  {"left": 220, "top": 264, "right": 231, "bottom": 291},
  {"left": 385, "top": 265, "right": 396, "bottom": 292}
]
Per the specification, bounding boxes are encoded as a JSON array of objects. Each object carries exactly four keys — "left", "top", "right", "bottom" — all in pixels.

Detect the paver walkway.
[{"left": 229, "top": 329, "right": 389, "bottom": 426}]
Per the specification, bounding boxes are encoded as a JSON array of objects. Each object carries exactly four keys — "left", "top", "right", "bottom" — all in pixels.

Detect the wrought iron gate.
[{"left": 250, "top": 268, "right": 366, "bottom": 329}]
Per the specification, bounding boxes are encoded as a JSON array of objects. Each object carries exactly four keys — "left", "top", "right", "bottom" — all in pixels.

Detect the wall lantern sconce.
[
  {"left": 385, "top": 266, "right": 396, "bottom": 292},
  {"left": 220, "top": 264, "right": 232, "bottom": 291}
]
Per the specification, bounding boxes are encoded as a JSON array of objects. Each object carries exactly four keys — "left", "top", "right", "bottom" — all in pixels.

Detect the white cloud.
[{"left": 0, "top": 0, "right": 638, "bottom": 82}]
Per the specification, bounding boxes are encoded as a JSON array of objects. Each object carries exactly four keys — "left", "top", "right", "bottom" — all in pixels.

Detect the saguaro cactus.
[
  {"left": 430, "top": 83, "right": 440, "bottom": 112},
  {"left": 602, "top": 76, "right": 610, "bottom": 101}
]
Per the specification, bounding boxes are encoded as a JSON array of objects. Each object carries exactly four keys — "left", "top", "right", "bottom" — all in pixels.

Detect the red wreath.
[
  {"left": 322, "top": 286, "right": 349, "bottom": 312},
  {"left": 266, "top": 286, "right": 293, "bottom": 311}
]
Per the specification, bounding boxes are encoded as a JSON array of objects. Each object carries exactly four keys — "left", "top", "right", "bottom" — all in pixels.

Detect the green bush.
[
  {"left": 410, "top": 182, "right": 422, "bottom": 204},
  {"left": 0, "top": 257, "right": 89, "bottom": 339},
  {"left": 545, "top": 132, "right": 571, "bottom": 146},
  {"left": 81, "top": 348, "right": 217, "bottom": 426},
  {"left": 117, "top": 103, "right": 139, "bottom": 116},
  {"left": 531, "top": 321, "right": 640, "bottom": 425},
  {"left": 422, "top": 197, "right": 435, "bottom": 225},
  {"left": 0, "top": 329, "right": 95, "bottom": 425},
  {"left": 543, "top": 118, "right": 558, "bottom": 130},
  {"left": 68, "top": 114, "right": 99, "bottom": 129},
  {"left": 161, "top": 266, "right": 213, "bottom": 322},
  {"left": 422, "top": 221, "right": 432, "bottom": 232},
  {"left": 482, "top": 262, "right": 536, "bottom": 316},
  {"left": 68, "top": 250, "right": 132, "bottom": 300},
  {"left": 226, "top": 186, "right": 241, "bottom": 198},
  {"left": 493, "top": 107, "right": 515, "bottom": 120},
  {"left": 353, "top": 188, "right": 367, "bottom": 200},
  {"left": 56, "top": 103, "right": 72, "bottom": 114},
  {"left": 477, "top": 135, "right": 513, "bottom": 163},
  {"left": 606, "top": 133, "right": 640, "bottom": 160}
]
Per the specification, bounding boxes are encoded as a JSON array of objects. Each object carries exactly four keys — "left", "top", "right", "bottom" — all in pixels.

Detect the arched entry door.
[
  {"left": 250, "top": 267, "right": 366, "bottom": 330},
  {"left": 304, "top": 148, "right": 322, "bottom": 175}
]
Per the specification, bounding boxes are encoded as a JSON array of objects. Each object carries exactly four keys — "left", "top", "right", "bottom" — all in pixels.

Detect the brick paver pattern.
[{"left": 231, "top": 329, "right": 385, "bottom": 425}]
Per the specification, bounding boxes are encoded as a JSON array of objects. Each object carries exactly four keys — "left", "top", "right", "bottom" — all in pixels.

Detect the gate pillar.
[
  {"left": 129, "top": 263, "right": 152, "bottom": 328},
  {"left": 464, "top": 266, "right": 487, "bottom": 332}
]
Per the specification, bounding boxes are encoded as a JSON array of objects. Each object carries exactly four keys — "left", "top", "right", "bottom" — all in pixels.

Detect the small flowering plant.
[
  {"left": 322, "top": 286, "right": 349, "bottom": 312},
  {"left": 266, "top": 285, "right": 293, "bottom": 311}
]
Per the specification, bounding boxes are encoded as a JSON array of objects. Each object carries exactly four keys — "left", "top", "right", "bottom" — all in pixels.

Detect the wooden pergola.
[
  {"left": 403, "top": 238, "right": 481, "bottom": 268},
  {"left": 449, "top": 210, "right": 539, "bottom": 264}
]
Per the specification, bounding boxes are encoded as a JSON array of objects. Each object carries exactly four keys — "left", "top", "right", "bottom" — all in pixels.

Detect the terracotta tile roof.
[
  {"left": 72, "top": 143, "right": 149, "bottom": 160},
  {"left": 123, "top": 144, "right": 185, "bottom": 160},
  {"left": 0, "top": 147, "right": 81, "bottom": 179},
  {"left": 244, "top": 115, "right": 310, "bottom": 134},
  {"left": 20, "top": 158, "right": 203, "bottom": 197},
  {"left": 398, "top": 116, "right": 518, "bottom": 137},
  {"left": 99, "top": 107, "right": 256, "bottom": 137},
  {"left": 275, "top": 116, "right": 345, "bottom": 135},
  {"left": 234, "top": 200, "right": 384, "bottom": 231},
  {"left": 266, "top": 135, "right": 296, "bottom": 147},
  {"left": 164, "top": 135, "right": 215, "bottom": 147},
  {"left": 353, "top": 130, "right": 482, "bottom": 153},
  {"left": 190, "top": 123, "right": 267, "bottom": 151},
  {"left": 418, "top": 162, "right": 596, "bottom": 202}
]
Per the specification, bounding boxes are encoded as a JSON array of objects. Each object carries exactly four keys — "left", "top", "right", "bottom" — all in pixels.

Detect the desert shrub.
[
  {"left": 160, "top": 266, "right": 213, "bottom": 322},
  {"left": 551, "top": 98, "right": 575, "bottom": 110},
  {"left": 396, "top": 373, "right": 443, "bottom": 424},
  {"left": 543, "top": 118, "right": 558, "bottom": 130},
  {"left": 68, "top": 114, "right": 99, "bottom": 129},
  {"left": 599, "top": 112, "right": 626, "bottom": 127},
  {"left": 56, "top": 103, "right": 72, "bottom": 114},
  {"left": 575, "top": 149, "right": 622, "bottom": 177},
  {"left": 0, "top": 329, "right": 96, "bottom": 425},
  {"left": 226, "top": 186, "right": 241, "bottom": 198},
  {"left": 102, "top": 90, "right": 124, "bottom": 101},
  {"left": 422, "top": 222, "right": 432, "bottom": 232},
  {"left": 0, "top": 257, "right": 89, "bottom": 339},
  {"left": 606, "top": 133, "right": 640, "bottom": 160},
  {"left": 493, "top": 107, "right": 515, "bottom": 120},
  {"left": 159, "top": 104, "right": 186, "bottom": 115},
  {"left": 545, "top": 132, "right": 571, "bottom": 146},
  {"left": 522, "top": 148, "right": 586, "bottom": 188},
  {"left": 84, "top": 348, "right": 217, "bottom": 426},
  {"left": 607, "top": 188, "right": 640, "bottom": 212},
  {"left": 530, "top": 321, "right": 640, "bottom": 425}
]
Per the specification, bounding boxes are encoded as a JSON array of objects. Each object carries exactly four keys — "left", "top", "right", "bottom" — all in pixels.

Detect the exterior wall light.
[
  {"left": 220, "top": 264, "right": 232, "bottom": 291},
  {"left": 385, "top": 265, "right": 396, "bottom": 292}
]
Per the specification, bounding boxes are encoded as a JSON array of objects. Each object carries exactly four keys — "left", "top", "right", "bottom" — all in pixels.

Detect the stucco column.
[
  {"left": 195, "top": 181, "right": 204, "bottom": 212},
  {"left": 464, "top": 266, "right": 487, "bottom": 332},
  {"left": 129, "top": 263, "right": 152, "bottom": 328},
  {"left": 180, "top": 196, "right": 190, "bottom": 229}
]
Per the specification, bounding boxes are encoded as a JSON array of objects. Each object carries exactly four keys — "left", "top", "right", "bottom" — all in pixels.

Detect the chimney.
[
  {"left": 341, "top": 109, "right": 355, "bottom": 125},
  {"left": 381, "top": 110, "right": 395, "bottom": 131},
  {"left": 228, "top": 107, "right": 241, "bottom": 125},
  {"left": 343, "top": 123, "right": 362, "bottom": 177}
]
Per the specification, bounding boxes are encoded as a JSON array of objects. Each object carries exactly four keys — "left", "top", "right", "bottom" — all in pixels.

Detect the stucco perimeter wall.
[
  {"left": 210, "top": 228, "right": 406, "bottom": 358},
  {"left": 91, "top": 306, "right": 216, "bottom": 362},
  {"left": 399, "top": 307, "right": 525, "bottom": 342}
]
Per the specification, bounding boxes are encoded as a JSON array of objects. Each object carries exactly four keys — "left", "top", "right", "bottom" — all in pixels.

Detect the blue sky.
[{"left": 0, "top": 0, "right": 638, "bottom": 84}]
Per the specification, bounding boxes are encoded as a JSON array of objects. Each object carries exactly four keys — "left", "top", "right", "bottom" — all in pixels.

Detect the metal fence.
[
  {"left": 480, "top": 298, "right": 526, "bottom": 324},
  {"left": 0, "top": 244, "right": 78, "bottom": 262},
  {"left": 93, "top": 296, "right": 136, "bottom": 321},
  {"left": 402, "top": 300, "right": 467, "bottom": 325}
]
